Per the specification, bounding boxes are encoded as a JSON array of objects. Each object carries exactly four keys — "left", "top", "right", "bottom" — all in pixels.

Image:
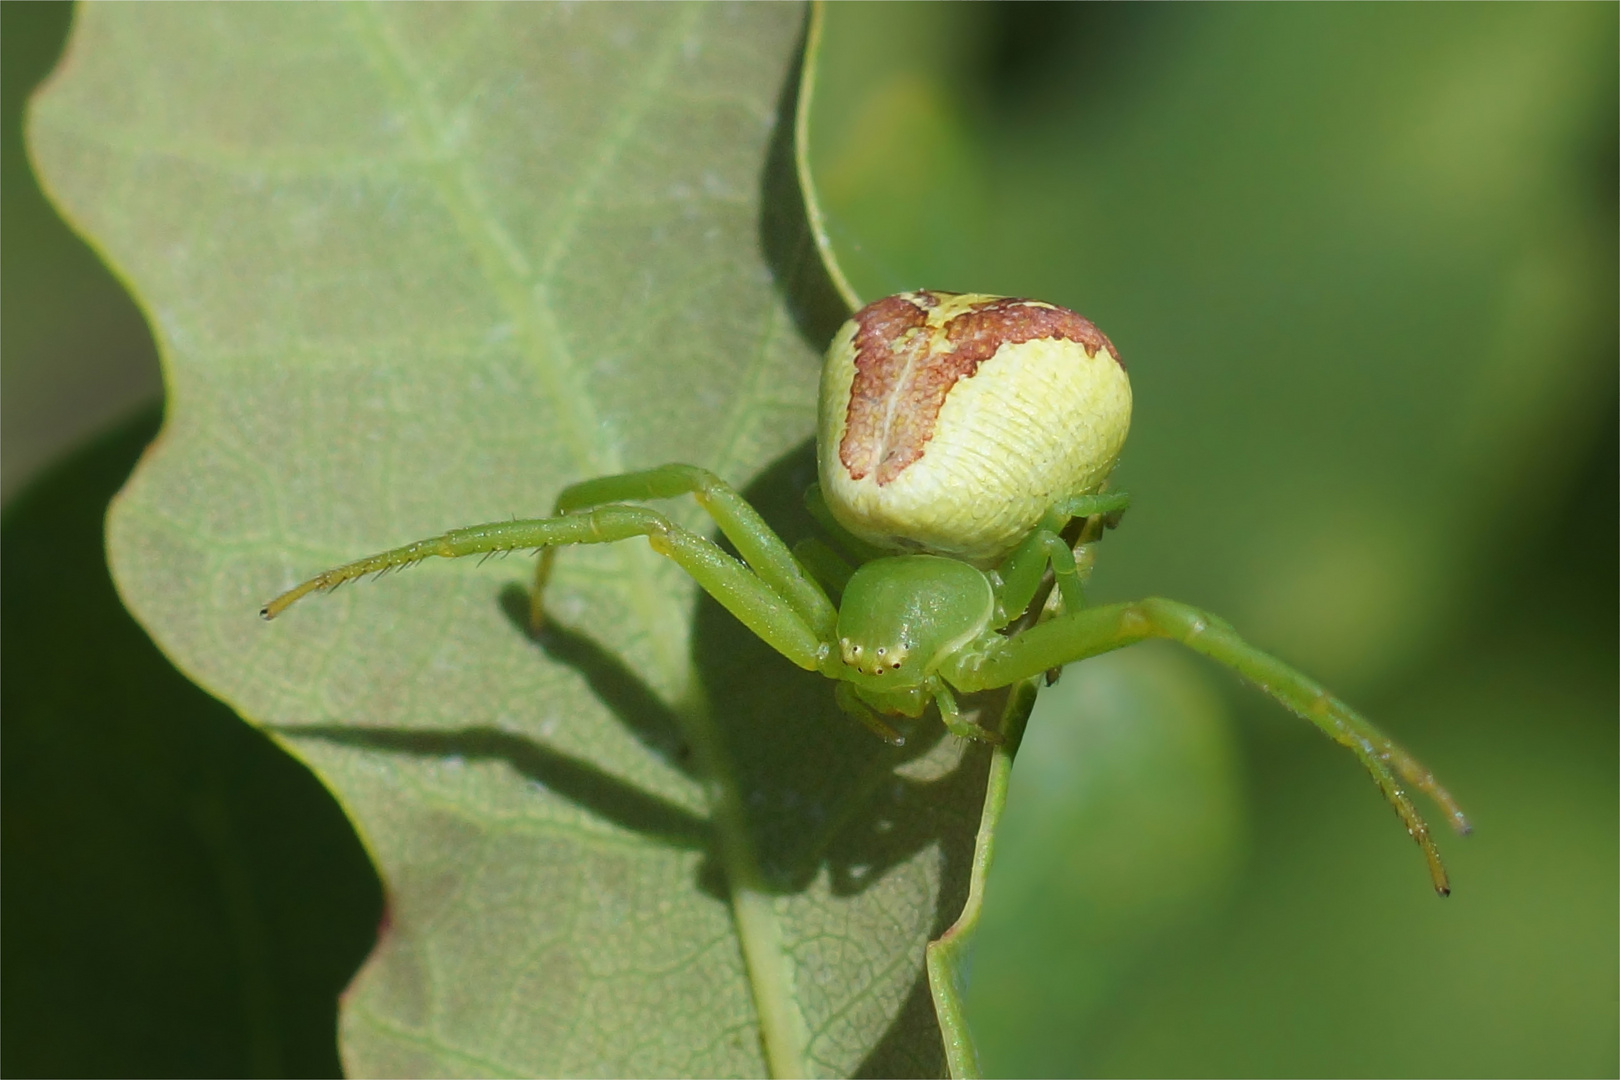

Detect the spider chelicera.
[{"left": 263, "top": 290, "right": 1469, "bottom": 893}]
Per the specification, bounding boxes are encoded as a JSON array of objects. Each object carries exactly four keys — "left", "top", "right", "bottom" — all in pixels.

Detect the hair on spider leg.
[{"left": 364, "top": 559, "right": 433, "bottom": 586}]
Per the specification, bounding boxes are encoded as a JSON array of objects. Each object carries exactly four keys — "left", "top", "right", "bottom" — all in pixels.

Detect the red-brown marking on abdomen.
[
  {"left": 946, "top": 298, "right": 1119, "bottom": 367},
  {"left": 839, "top": 293, "right": 1119, "bottom": 485}
]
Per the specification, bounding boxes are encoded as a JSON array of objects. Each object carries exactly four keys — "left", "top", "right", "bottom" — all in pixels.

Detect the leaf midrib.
[{"left": 346, "top": 7, "right": 809, "bottom": 1076}]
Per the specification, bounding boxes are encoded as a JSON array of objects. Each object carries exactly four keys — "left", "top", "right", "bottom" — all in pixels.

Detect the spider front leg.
[
  {"left": 946, "top": 597, "right": 1470, "bottom": 894},
  {"left": 262, "top": 501, "right": 829, "bottom": 676},
  {"left": 532, "top": 464, "right": 834, "bottom": 639}
]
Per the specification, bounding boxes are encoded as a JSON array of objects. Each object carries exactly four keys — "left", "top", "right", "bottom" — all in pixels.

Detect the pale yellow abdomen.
[{"left": 818, "top": 291, "right": 1131, "bottom": 566}]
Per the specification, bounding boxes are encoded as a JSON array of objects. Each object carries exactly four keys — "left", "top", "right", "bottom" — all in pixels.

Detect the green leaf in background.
[
  {"left": 964, "top": 645, "right": 1244, "bottom": 1050},
  {"left": 29, "top": 4, "right": 979, "bottom": 1075},
  {"left": 803, "top": 4, "right": 1616, "bottom": 1076},
  {"left": 808, "top": 3, "right": 1616, "bottom": 684}
]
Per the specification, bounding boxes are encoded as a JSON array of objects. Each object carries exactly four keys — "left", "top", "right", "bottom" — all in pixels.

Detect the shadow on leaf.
[{"left": 270, "top": 722, "right": 710, "bottom": 853}]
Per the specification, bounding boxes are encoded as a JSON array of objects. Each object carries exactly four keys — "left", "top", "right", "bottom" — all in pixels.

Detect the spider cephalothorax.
[{"left": 263, "top": 291, "right": 1469, "bottom": 893}]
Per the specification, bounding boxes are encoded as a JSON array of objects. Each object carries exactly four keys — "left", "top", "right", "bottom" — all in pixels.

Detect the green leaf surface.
[{"left": 30, "top": 4, "right": 976, "bottom": 1075}]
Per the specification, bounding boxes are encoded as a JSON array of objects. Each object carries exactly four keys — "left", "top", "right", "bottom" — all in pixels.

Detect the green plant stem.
[
  {"left": 926, "top": 679, "right": 1040, "bottom": 1079},
  {"left": 796, "top": 1, "right": 862, "bottom": 312}
]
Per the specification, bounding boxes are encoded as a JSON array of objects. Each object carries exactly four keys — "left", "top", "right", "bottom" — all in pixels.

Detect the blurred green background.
[
  {"left": 807, "top": 4, "right": 1616, "bottom": 1076},
  {"left": 5, "top": 3, "right": 1615, "bottom": 1077}
]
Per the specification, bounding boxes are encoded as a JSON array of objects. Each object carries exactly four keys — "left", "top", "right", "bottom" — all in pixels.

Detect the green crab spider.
[{"left": 263, "top": 290, "right": 1469, "bottom": 894}]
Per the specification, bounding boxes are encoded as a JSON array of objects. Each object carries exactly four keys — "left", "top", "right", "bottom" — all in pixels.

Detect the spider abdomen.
[{"left": 818, "top": 291, "right": 1132, "bottom": 566}]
